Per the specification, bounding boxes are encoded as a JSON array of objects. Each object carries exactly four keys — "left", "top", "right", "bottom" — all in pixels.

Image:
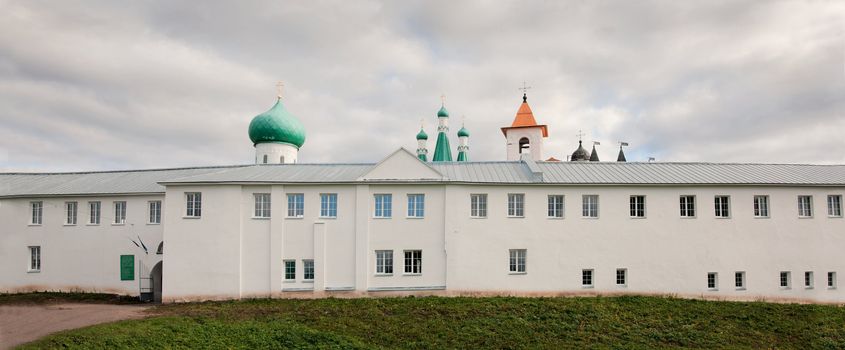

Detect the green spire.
[
  {"left": 456, "top": 150, "right": 467, "bottom": 161},
  {"left": 437, "top": 105, "right": 449, "bottom": 118},
  {"left": 248, "top": 98, "right": 306, "bottom": 148},
  {"left": 432, "top": 132, "right": 452, "bottom": 161}
]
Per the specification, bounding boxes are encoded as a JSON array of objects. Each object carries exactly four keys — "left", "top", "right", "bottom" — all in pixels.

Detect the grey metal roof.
[
  {"left": 3, "top": 161, "right": 844, "bottom": 198},
  {"left": 0, "top": 166, "right": 244, "bottom": 198}
]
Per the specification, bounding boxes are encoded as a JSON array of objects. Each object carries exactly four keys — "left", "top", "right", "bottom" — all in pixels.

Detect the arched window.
[
  {"left": 263, "top": 155, "right": 268, "bottom": 164},
  {"left": 156, "top": 241, "right": 163, "bottom": 255},
  {"left": 519, "top": 137, "right": 530, "bottom": 154}
]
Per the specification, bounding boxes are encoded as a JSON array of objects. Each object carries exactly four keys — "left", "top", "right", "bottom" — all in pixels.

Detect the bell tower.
[{"left": 501, "top": 87, "right": 548, "bottom": 161}]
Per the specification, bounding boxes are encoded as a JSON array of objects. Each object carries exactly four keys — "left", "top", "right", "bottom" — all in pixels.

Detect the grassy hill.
[{"left": 18, "top": 295, "right": 845, "bottom": 349}]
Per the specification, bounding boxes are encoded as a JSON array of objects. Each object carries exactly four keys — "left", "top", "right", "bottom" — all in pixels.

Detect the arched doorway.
[{"left": 151, "top": 261, "right": 163, "bottom": 303}]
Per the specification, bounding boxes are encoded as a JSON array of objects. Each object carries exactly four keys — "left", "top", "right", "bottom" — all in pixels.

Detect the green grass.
[
  {"left": 18, "top": 296, "right": 845, "bottom": 349},
  {"left": 0, "top": 291, "right": 141, "bottom": 305}
]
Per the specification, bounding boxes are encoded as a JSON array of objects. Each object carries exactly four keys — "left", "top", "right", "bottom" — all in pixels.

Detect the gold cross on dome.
[
  {"left": 519, "top": 81, "right": 532, "bottom": 93},
  {"left": 276, "top": 81, "right": 284, "bottom": 99}
]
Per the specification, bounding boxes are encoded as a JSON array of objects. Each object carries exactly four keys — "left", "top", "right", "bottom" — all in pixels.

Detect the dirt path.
[{"left": 0, "top": 303, "right": 151, "bottom": 349}]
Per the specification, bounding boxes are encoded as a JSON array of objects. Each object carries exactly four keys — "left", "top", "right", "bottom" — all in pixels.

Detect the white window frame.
[
  {"left": 804, "top": 271, "right": 814, "bottom": 289},
  {"left": 65, "top": 201, "right": 78, "bottom": 225},
  {"left": 714, "top": 196, "right": 730, "bottom": 218},
  {"left": 470, "top": 194, "right": 487, "bottom": 218},
  {"left": 374, "top": 194, "right": 392, "bottom": 218},
  {"left": 403, "top": 250, "right": 422, "bottom": 275},
  {"left": 507, "top": 193, "right": 525, "bottom": 218},
  {"left": 679, "top": 195, "right": 696, "bottom": 218},
  {"left": 407, "top": 194, "right": 425, "bottom": 218},
  {"left": 148, "top": 200, "right": 162, "bottom": 224},
  {"left": 30, "top": 201, "right": 43, "bottom": 225},
  {"left": 320, "top": 193, "right": 338, "bottom": 218},
  {"left": 753, "top": 195, "right": 769, "bottom": 218},
  {"left": 828, "top": 272, "right": 837, "bottom": 289},
  {"left": 629, "top": 195, "right": 646, "bottom": 218},
  {"left": 509, "top": 249, "right": 526, "bottom": 274},
  {"left": 287, "top": 193, "right": 304, "bottom": 218},
  {"left": 827, "top": 195, "right": 842, "bottom": 218},
  {"left": 113, "top": 201, "right": 127, "bottom": 224},
  {"left": 798, "top": 195, "right": 813, "bottom": 218},
  {"left": 582, "top": 195, "right": 599, "bottom": 218},
  {"left": 582, "top": 269, "right": 594, "bottom": 288},
  {"left": 616, "top": 268, "right": 627, "bottom": 286},
  {"left": 303, "top": 259, "right": 314, "bottom": 281},
  {"left": 283, "top": 260, "right": 296, "bottom": 281},
  {"left": 253, "top": 193, "right": 271, "bottom": 218},
  {"left": 28, "top": 246, "right": 41, "bottom": 272},
  {"left": 548, "top": 195, "right": 564, "bottom": 218},
  {"left": 735, "top": 271, "right": 746, "bottom": 290},
  {"left": 375, "top": 250, "right": 393, "bottom": 275},
  {"left": 707, "top": 272, "right": 718, "bottom": 290},
  {"left": 780, "top": 271, "right": 791, "bottom": 289},
  {"left": 88, "top": 201, "right": 101, "bottom": 225},
  {"left": 185, "top": 192, "right": 202, "bottom": 218}
]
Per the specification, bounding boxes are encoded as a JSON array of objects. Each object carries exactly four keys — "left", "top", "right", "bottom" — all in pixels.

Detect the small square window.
[
  {"left": 65, "top": 202, "right": 78, "bottom": 225},
  {"left": 254, "top": 193, "right": 271, "bottom": 218},
  {"left": 407, "top": 194, "right": 425, "bottom": 218},
  {"left": 629, "top": 196, "right": 646, "bottom": 218},
  {"left": 798, "top": 196, "right": 813, "bottom": 218},
  {"left": 88, "top": 201, "right": 101, "bottom": 225},
  {"left": 582, "top": 269, "right": 594, "bottom": 288},
  {"left": 113, "top": 201, "right": 127, "bottom": 224},
  {"left": 320, "top": 193, "right": 338, "bottom": 218},
  {"left": 404, "top": 250, "right": 422, "bottom": 274},
  {"left": 509, "top": 249, "right": 526, "bottom": 273},
  {"left": 303, "top": 260, "right": 314, "bottom": 280},
  {"left": 548, "top": 195, "right": 564, "bottom": 218},
  {"left": 582, "top": 195, "right": 599, "bottom": 218},
  {"left": 804, "top": 271, "right": 814, "bottom": 289},
  {"left": 287, "top": 194, "right": 304, "bottom": 218},
  {"left": 470, "top": 194, "right": 487, "bottom": 218},
  {"left": 707, "top": 272, "right": 718, "bottom": 290},
  {"left": 714, "top": 196, "right": 730, "bottom": 218},
  {"left": 508, "top": 194, "right": 525, "bottom": 217},
  {"left": 616, "top": 268, "right": 627, "bottom": 286},
  {"left": 779, "top": 271, "right": 791, "bottom": 289},
  {"left": 827, "top": 195, "right": 842, "bottom": 217},
  {"left": 374, "top": 194, "right": 392, "bottom": 218},
  {"left": 735, "top": 271, "right": 746, "bottom": 290},
  {"left": 375, "top": 250, "right": 393, "bottom": 275},
  {"left": 753, "top": 195, "right": 769, "bottom": 218},
  {"left": 679, "top": 195, "right": 696, "bottom": 218},
  {"left": 284, "top": 260, "right": 296, "bottom": 280},
  {"left": 148, "top": 200, "right": 162, "bottom": 224},
  {"left": 185, "top": 192, "right": 202, "bottom": 217}
]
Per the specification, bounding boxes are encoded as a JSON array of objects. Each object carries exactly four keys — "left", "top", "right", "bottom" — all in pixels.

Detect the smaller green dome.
[
  {"left": 416, "top": 128, "right": 428, "bottom": 140},
  {"left": 437, "top": 105, "right": 449, "bottom": 118},
  {"left": 457, "top": 126, "right": 470, "bottom": 137}
]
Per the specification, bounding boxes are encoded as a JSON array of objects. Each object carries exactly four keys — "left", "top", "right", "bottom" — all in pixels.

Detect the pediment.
[{"left": 358, "top": 148, "right": 445, "bottom": 181}]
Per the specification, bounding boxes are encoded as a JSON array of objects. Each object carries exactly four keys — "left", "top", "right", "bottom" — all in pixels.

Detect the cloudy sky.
[{"left": 1, "top": 1, "right": 843, "bottom": 172}]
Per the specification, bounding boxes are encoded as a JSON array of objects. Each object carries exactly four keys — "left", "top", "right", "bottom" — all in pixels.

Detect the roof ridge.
[{"left": 0, "top": 164, "right": 252, "bottom": 176}]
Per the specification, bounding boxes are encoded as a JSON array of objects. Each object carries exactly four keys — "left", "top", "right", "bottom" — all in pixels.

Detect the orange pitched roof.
[{"left": 501, "top": 99, "right": 548, "bottom": 137}]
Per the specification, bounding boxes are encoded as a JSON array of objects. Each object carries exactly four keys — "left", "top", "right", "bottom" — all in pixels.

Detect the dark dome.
[{"left": 570, "top": 141, "right": 590, "bottom": 161}]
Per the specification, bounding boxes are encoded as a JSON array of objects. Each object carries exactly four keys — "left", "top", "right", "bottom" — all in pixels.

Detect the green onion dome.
[
  {"left": 457, "top": 126, "right": 470, "bottom": 137},
  {"left": 437, "top": 105, "right": 449, "bottom": 118},
  {"left": 248, "top": 99, "right": 306, "bottom": 148},
  {"left": 416, "top": 128, "right": 428, "bottom": 140}
]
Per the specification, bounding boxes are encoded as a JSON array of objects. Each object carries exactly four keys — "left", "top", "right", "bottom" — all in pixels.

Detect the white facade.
[
  {"left": 255, "top": 142, "right": 298, "bottom": 164},
  {"left": 2, "top": 149, "right": 844, "bottom": 304},
  {"left": 504, "top": 127, "right": 545, "bottom": 161}
]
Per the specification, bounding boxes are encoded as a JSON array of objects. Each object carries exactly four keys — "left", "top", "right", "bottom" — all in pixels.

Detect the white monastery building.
[{"left": 2, "top": 91, "right": 844, "bottom": 303}]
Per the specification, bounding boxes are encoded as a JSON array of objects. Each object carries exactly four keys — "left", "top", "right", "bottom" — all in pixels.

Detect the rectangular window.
[
  {"left": 374, "top": 194, "right": 392, "bottom": 218},
  {"left": 113, "top": 201, "right": 127, "bottom": 224},
  {"left": 404, "top": 250, "right": 422, "bottom": 274},
  {"left": 287, "top": 193, "right": 304, "bottom": 218},
  {"left": 284, "top": 260, "right": 296, "bottom": 280},
  {"left": 320, "top": 193, "right": 337, "bottom": 218},
  {"left": 375, "top": 250, "right": 393, "bottom": 275},
  {"left": 753, "top": 195, "right": 769, "bottom": 218},
  {"left": 828, "top": 272, "right": 837, "bottom": 289},
  {"left": 582, "top": 195, "right": 599, "bottom": 218},
  {"left": 827, "top": 195, "right": 842, "bottom": 217},
  {"left": 630, "top": 195, "right": 646, "bottom": 218},
  {"left": 254, "top": 193, "right": 271, "bottom": 218},
  {"left": 185, "top": 192, "right": 202, "bottom": 217},
  {"left": 780, "top": 271, "right": 791, "bottom": 288},
  {"left": 548, "top": 195, "right": 564, "bottom": 218},
  {"left": 65, "top": 201, "right": 78, "bottom": 225},
  {"left": 30, "top": 201, "right": 43, "bottom": 225},
  {"left": 407, "top": 194, "right": 425, "bottom": 218},
  {"left": 616, "top": 268, "right": 627, "bottom": 286},
  {"left": 735, "top": 271, "right": 746, "bottom": 289},
  {"left": 707, "top": 272, "right": 718, "bottom": 290},
  {"left": 509, "top": 249, "right": 526, "bottom": 273},
  {"left": 28, "top": 246, "right": 41, "bottom": 272},
  {"left": 714, "top": 196, "right": 730, "bottom": 218},
  {"left": 798, "top": 196, "right": 813, "bottom": 218},
  {"left": 148, "top": 201, "right": 161, "bottom": 224},
  {"left": 805, "top": 271, "right": 814, "bottom": 289},
  {"left": 508, "top": 193, "right": 525, "bottom": 217},
  {"left": 582, "top": 269, "right": 594, "bottom": 287},
  {"left": 470, "top": 194, "right": 487, "bottom": 218},
  {"left": 88, "top": 201, "right": 101, "bottom": 225},
  {"left": 303, "top": 259, "right": 314, "bottom": 280},
  {"left": 679, "top": 195, "right": 696, "bottom": 218}
]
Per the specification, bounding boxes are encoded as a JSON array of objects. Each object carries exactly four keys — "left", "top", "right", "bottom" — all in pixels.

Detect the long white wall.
[{"left": 0, "top": 195, "right": 163, "bottom": 295}]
